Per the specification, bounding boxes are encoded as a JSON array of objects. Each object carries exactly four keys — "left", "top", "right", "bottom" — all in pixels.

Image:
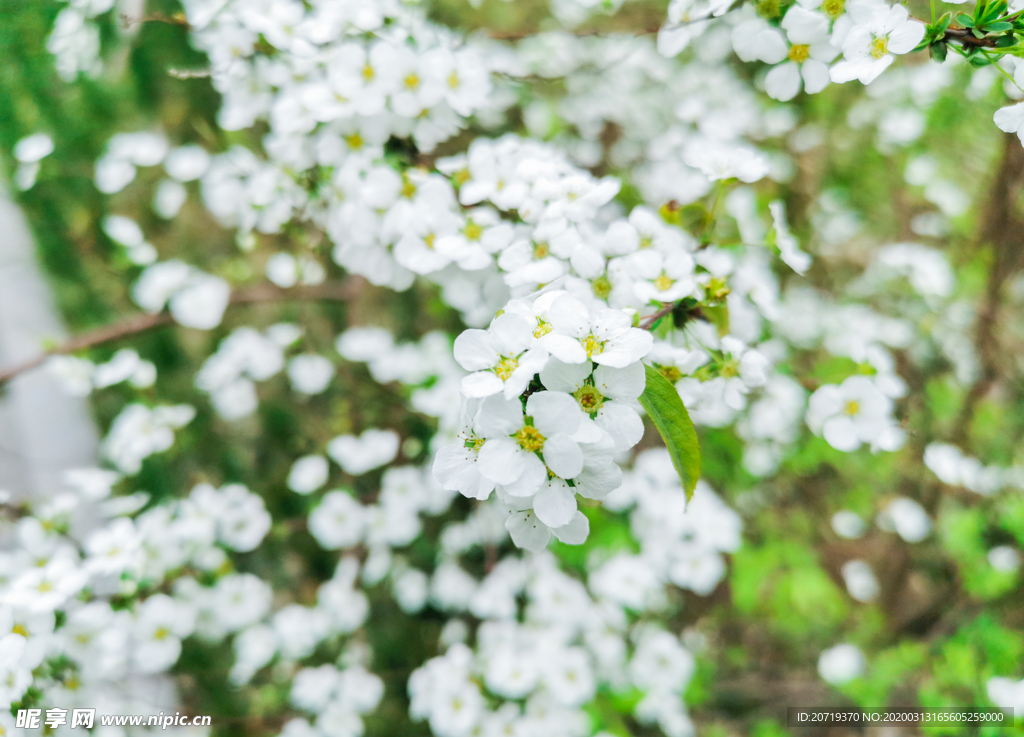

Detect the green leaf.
[
  {"left": 983, "top": 20, "right": 1013, "bottom": 30},
  {"left": 638, "top": 363, "right": 701, "bottom": 499},
  {"left": 956, "top": 12, "right": 975, "bottom": 26}
]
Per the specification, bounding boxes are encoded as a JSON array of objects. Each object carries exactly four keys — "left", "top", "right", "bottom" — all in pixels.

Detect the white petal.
[
  {"left": 539, "top": 359, "right": 592, "bottom": 393},
  {"left": 886, "top": 20, "right": 925, "bottom": 54},
  {"left": 461, "top": 371, "right": 503, "bottom": 398},
  {"left": 500, "top": 452, "right": 547, "bottom": 497},
  {"left": 478, "top": 437, "right": 526, "bottom": 484},
  {"left": 781, "top": 6, "right": 829, "bottom": 43},
  {"left": 593, "top": 361, "right": 645, "bottom": 400},
  {"left": 551, "top": 511, "right": 589, "bottom": 545},
  {"left": 755, "top": 28, "right": 790, "bottom": 64},
  {"left": 993, "top": 102, "right": 1024, "bottom": 134},
  {"left": 541, "top": 333, "right": 588, "bottom": 364},
  {"left": 595, "top": 330, "right": 653, "bottom": 368},
  {"left": 573, "top": 461, "right": 623, "bottom": 500},
  {"left": 543, "top": 433, "right": 584, "bottom": 479},
  {"left": 527, "top": 391, "right": 582, "bottom": 436},
  {"left": 454, "top": 330, "right": 498, "bottom": 371},
  {"left": 765, "top": 62, "right": 802, "bottom": 102},
  {"left": 801, "top": 59, "right": 831, "bottom": 94},
  {"left": 595, "top": 402, "right": 645, "bottom": 453},
  {"left": 533, "top": 479, "right": 577, "bottom": 528},
  {"left": 489, "top": 313, "right": 533, "bottom": 356},
  {"left": 823, "top": 416, "right": 861, "bottom": 452},
  {"left": 505, "top": 511, "right": 551, "bottom": 552},
  {"left": 547, "top": 294, "right": 590, "bottom": 337},
  {"left": 474, "top": 395, "right": 524, "bottom": 437}
]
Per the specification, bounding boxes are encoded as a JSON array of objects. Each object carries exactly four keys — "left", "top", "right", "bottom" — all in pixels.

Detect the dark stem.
[{"left": 0, "top": 280, "right": 361, "bottom": 387}]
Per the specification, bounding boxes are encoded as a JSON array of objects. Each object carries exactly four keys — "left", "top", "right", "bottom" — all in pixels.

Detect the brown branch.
[
  {"left": 640, "top": 302, "right": 677, "bottom": 330},
  {"left": 486, "top": 24, "right": 663, "bottom": 41},
  {"left": 942, "top": 26, "right": 1000, "bottom": 48},
  {"left": 0, "top": 280, "right": 361, "bottom": 388},
  {"left": 952, "top": 133, "right": 1024, "bottom": 444}
]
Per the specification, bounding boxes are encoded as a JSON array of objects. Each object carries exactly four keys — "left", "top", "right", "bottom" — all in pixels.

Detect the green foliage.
[
  {"left": 732, "top": 539, "right": 848, "bottom": 637},
  {"left": 638, "top": 363, "right": 701, "bottom": 499}
]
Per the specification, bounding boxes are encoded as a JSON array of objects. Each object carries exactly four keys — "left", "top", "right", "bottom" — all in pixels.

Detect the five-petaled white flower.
[{"left": 830, "top": 5, "right": 925, "bottom": 85}]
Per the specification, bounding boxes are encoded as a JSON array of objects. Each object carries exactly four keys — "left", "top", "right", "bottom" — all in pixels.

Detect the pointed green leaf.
[{"left": 638, "top": 363, "right": 701, "bottom": 500}]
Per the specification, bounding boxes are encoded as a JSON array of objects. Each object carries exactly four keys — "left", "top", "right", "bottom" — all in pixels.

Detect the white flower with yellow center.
[
  {"left": 764, "top": 7, "right": 837, "bottom": 102},
  {"left": 539, "top": 358, "right": 646, "bottom": 453},
  {"left": 132, "top": 593, "right": 195, "bottom": 673},
  {"left": 454, "top": 313, "right": 550, "bottom": 399},
  {"left": 545, "top": 294, "right": 654, "bottom": 369},
  {"left": 474, "top": 392, "right": 586, "bottom": 501},
  {"left": 829, "top": 5, "right": 924, "bottom": 85},
  {"left": 806, "top": 375, "right": 899, "bottom": 452}
]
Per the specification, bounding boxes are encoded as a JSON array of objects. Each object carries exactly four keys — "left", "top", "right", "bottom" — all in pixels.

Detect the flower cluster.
[{"left": 434, "top": 291, "right": 653, "bottom": 550}]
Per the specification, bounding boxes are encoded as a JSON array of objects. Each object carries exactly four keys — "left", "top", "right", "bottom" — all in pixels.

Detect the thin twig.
[
  {"left": 486, "top": 24, "right": 663, "bottom": 41},
  {"left": 0, "top": 280, "right": 360, "bottom": 388},
  {"left": 640, "top": 302, "right": 677, "bottom": 330}
]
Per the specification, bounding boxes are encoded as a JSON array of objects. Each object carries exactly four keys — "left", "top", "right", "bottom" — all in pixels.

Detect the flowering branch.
[{"left": 0, "top": 279, "right": 361, "bottom": 388}]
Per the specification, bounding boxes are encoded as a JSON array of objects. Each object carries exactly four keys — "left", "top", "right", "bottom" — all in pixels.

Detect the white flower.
[
  {"left": 0, "top": 634, "right": 31, "bottom": 706},
  {"left": 841, "top": 560, "right": 879, "bottom": 602},
  {"left": 806, "top": 376, "right": 900, "bottom": 452},
  {"left": 994, "top": 101, "right": 1024, "bottom": 145},
  {"left": 214, "top": 573, "right": 273, "bottom": 632},
  {"left": 288, "top": 455, "right": 331, "bottom": 494},
  {"left": 6, "top": 557, "right": 88, "bottom": 612},
  {"left": 475, "top": 392, "right": 584, "bottom": 497},
  {"left": 769, "top": 201, "right": 812, "bottom": 274},
  {"left": 545, "top": 296, "right": 653, "bottom": 369},
  {"left": 830, "top": 5, "right": 925, "bottom": 85},
  {"left": 504, "top": 499, "right": 590, "bottom": 552},
  {"left": 883, "top": 497, "right": 931, "bottom": 542},
  {"left": 327, "top": 429, "right": 400, "bottom": 475},
  {"left": 14, "top": 133, "right": 54, "bottom": 163},
  {"left": 309, "top": 491, "right": 365, "bottom": 550},
  {"left": 764, "top": 8, "right": 837, "bottom": 101},
  {"left": 988, "top": 546, "right": 1020, "bottom": 573},
  {"left": 170, "top": 272, "right": 232, "bottom": 329},
  {"left": 731, "top": 18, "right": 788, "bottom": 64},
  {"left": 288, "top": 354, "right": 335, "bottom": 394},
  {"left": 684, "top": 142, "right": 769, "bottom": 184},
  {"left": 539, "top": 359, "right": 645, "bottom": 452},
  {"left": 818, "top": 643, "right": 865, "bottom": 685},
  {"left": 454, "top": 312, "right": 550, "bottom": 399},
  {"left": 988, "top": 677, "right": 1024, "bottom": 715},
  {"left": 831, "top": 510, "right": 866, "bottom": 538},
  {"left": 132, "top": 594, "right": 195, "bottom": 673},
  {"left": 85, "top": 518, "right": 143, "bottom": 576}
]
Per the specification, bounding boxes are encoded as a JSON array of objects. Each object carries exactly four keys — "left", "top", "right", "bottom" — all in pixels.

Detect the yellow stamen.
[
  {"left": 515, "top": 425, "right": 546, "bottom": 452},
  {"left": 654, "top": 274, "right": 675, "bottom": 292},
  {"left": 495, "top": 356, "right": 518, "bottom": 381},
  {"left": 582, "top": 334, "right": 604, "bottom": 358},
  {"left": 574, "top": 385, "right": 605, "bottom": 414},
  {"left": 870, "top": 37, "right": 888, "bottom": 59},
  {"left": 788, "top": 44, "right": 810, "bottom": 63},
  {"left": 657, "top": 364, "right": 683, "bottom": 383}
]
